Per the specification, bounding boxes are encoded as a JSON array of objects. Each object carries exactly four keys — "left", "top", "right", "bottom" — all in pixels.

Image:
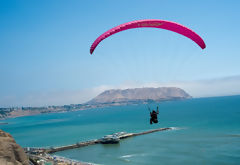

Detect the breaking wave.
[
  {"left": 169, "top": 127, "right": 187, "bottom": 131},
  {"left": 119, "top": 153, "right": 146, "bottom": 162}
]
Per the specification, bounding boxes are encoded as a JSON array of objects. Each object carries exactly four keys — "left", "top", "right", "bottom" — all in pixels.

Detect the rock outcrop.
[
  {"left": 0, "top": 129, "right": 28, "bottom": 165},
  {"left": 88, "top": 87, "right": 191, "bottom": 105}
]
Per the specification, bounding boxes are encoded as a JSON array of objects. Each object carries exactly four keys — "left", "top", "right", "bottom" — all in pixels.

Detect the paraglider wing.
[{"left": 90, "top": 19, "right": 206, "bottom": 54}]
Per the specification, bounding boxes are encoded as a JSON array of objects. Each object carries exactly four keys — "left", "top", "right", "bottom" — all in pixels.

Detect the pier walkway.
[{"left": 45, "top": 127, "right": 172, "bottom": 154}]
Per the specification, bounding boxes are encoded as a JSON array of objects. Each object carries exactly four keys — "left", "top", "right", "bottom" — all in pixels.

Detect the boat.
[{"left": 100, "top": 135, "right": 120, "bottom": 144}]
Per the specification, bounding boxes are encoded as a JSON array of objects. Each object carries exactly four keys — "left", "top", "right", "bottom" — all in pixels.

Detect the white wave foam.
[
  {"left": 169, "top": 127, "right": 187, "bottom": 131},
  {"left": 121, "top": 154, "right": 135, "bottom": 158},
  {"left": 84, "top": 162, "right": 102, "bottom": 165},
  {"left": 120, "top": 153, "right": 146, "bottom": 158},
  {"left": 52, "top": 155, "right": 101, "bottom": 165}
]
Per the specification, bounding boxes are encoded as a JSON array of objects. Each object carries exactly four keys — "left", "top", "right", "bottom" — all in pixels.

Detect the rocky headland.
[
  {"left": 0, "top": 87, "right": 191, "bottom": 119},
  {"left": 88, "top": 87, "right": 191, "bottom": 105},
  {"left": 0, "top": 130, "right": 28, "bottom": 165}
]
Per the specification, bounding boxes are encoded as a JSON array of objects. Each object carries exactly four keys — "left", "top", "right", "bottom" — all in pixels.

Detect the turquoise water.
[{"left": 1, "top": 96, "right": 240, "bottom": 165}]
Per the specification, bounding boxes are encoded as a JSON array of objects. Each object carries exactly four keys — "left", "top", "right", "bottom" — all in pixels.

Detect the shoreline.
[
  {"left": 25, "top": 127, "right": 172, "bottom": 164},
  {"left": 0, "top": 97, "right": 192, "bottom": 120}
]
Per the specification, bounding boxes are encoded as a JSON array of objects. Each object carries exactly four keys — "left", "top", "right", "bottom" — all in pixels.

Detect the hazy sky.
[{"left": 1, "top": 0, "right": 240, "bottom": 107}]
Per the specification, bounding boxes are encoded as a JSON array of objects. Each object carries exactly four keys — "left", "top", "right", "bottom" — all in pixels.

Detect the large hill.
[
  {"left": 87, "top": 87, "right": 191, "bottom": 105},
  {"left": 0, "top": 87, "right": 191, "bottom": 119}
]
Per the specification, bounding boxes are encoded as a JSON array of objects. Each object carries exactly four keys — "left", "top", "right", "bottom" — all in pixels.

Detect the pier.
[
  {"left": 44, "top": 127, "right": 172, "bottom": 154},
  {"left": 25, "top": 127, "right": 172, "bottom": 164}
]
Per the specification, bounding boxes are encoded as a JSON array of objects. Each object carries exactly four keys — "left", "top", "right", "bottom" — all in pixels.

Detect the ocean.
[{"left": 1, "top": 95, "right": 240, "bottom": 165}]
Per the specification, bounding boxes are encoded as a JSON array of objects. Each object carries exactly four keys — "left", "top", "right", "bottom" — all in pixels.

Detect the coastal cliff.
[
  {"left": 88, "top": 87, "right": 191, "bottom": 105},
  {"left": 0, "top": 130, "right": 28, "bottom": 165}
]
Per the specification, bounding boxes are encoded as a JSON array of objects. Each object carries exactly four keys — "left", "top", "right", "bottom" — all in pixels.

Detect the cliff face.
[
  {"left": 88, "top": 87, "right": 191, "bottom": 105},
  {"left": 0, "top": 130, "right": 28, "bottom": 165}
]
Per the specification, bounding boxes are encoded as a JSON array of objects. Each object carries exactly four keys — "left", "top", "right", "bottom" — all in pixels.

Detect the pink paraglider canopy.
[{"left": 90, "top": 19, "right": 206, "bottom": 54}]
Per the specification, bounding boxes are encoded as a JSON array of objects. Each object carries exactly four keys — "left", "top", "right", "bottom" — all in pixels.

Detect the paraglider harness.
[{"left": 148, "top": 106, "right": 159, "bottom": 124}]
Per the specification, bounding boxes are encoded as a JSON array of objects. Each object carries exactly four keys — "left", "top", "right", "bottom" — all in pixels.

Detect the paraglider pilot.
[{"left": 149, "top": 106, "right": 159, "bottom": 124}]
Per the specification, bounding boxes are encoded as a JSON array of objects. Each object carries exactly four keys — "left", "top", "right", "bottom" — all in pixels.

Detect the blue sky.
[{"left": 1, "top": 0, "right": 240, "bottom": 106}]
